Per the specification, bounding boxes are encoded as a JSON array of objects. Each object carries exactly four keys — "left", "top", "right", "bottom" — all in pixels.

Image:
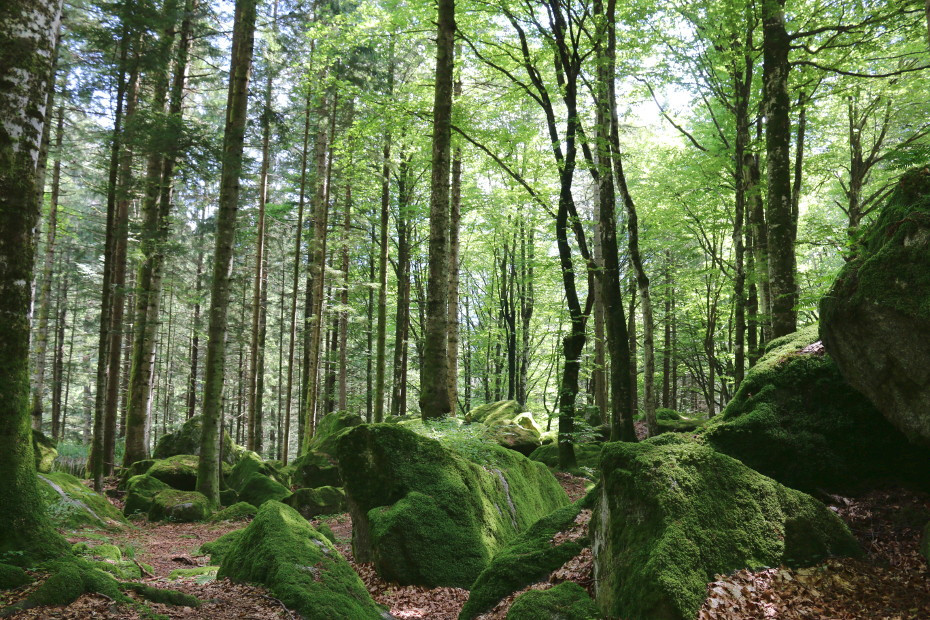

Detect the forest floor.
[{"left": 4, "top": 476, "right": 929, "bottom": 619}]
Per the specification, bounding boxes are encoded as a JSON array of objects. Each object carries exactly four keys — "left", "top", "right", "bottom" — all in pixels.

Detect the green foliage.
[
  {"left": 593, "top": 435, "right": 861, "bottom": 620},
  {"left": 460, "top": 503, "right": 587, "bottom": 619},
  {"left": 218, "top": 501, "right": 383, "bottom": 619},
  {"left": 506, "top": 582, "right": 599, "bottom": 620}
]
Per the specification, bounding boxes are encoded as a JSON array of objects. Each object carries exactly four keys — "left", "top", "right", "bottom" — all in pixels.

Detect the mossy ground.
[
  {"left": 338, "top": 424, "right": 568, "bottom": 588},
  {"left": 218, "top": 501, "right": 383, "bottom": 619},
  {"left": 593, "top": 435, "right": 861, "bottom": 620},
  {"left": 507, "top": 582, "right": 599, "bottom": 620},
  {"left": 702, "top": 325, "right": 930, "bottom": 493},
  {"left": 460, "top": 502, "right": 587, "bottom": 619}
]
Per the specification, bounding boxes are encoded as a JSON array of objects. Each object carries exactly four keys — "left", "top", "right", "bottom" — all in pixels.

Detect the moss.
[
  {"left": 528, "top": 443, "right": 602, "bottom": 471},
  {"left": 338, "top": 424, "right": 568, "bottom": 588},
  {"left": 307, "top": 411, "right": 364, "bottom": 457},
  {"left": 288, "top": 450, "right": 342, "bottom": 489},
  {"left": 32, "top": 429, "right": 57, "bottom": 474},
  {"left": 465, "top": 400, "right": 523, "bottom": 425},
  {"left": 169, "top": 565, "right": 218, "bottom": 580},
  {"left": 702, "top": 326, "right": 930, "bottom": 493},
  {"left": 218, "top": 501, "right": 383, "bottom": 619},
  {"left": 147, "top": 454, "right": 203, "bottom": 491},
  {"left": 283, "top": 486, "right": 346, "bottom": 518},
  {"left": 237, "top": 473, "right": 291, "bottom": 507},
  {"left": 317, "top": 523, "right": 336, "bottom": 543},
  {"left": 123, "top": 582, "right": 201, "bottom": 606},
  {"left": 118, "top": 459, "right": 155, "bottom": 490},
  {"left": 147, "top": 490, "right": 212, "bottom": 522},
  {"left": 460, "top": 503, "right": 587, "bottom": 619},
  {"left": 655, "top": 409, "right": 681, "bottom": 421},
  {"left": 210, "top": 501, "right": 257, "bottom": 522},
  {"left": 592, "top": 436, "right": 861, "bottom": 620},
  {"left": 507, "top": 582, "right": 599, "bottom": 620},
  {"left": 656, "top": 417, "right": 704, "bottom": 433},
  {"left": 198, "top": 529, "right": 245, "bottom": 564},
  {"left": 90, "top": 543, "right": 122, "bottom": 562},
  {"left": 20, "top": 558, "right": 126, "bottom": 609},
  {"left": 124, "top": 474, "right": 171, "bottom": 516},
  {"left": 153, "top": 415, "right": 240, "bottom": 465},
  {"left": 220, "top": 488, "right": 238, "bottom": 507},
  {"left": 227, "top": 451, "right": 286, "bottom": 492},
  {"left": 481, "top": 423, "right": 541, "bottom": 456},
  {"left": 0, "top": 562, "right": 30, "bottom": 589},
  {"left": 37, "top": 472, "right": 128, "bottom": 530}
]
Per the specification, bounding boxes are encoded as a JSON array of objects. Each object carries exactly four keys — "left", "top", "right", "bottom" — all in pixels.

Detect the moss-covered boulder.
[
  {"left": 32, "top": 429, "right": 57, "bottom": 473},
  {"left": 147, "top": 454, "right": 200, "bottom": 491},
  {"left": 528, "top": 443, "right": 602, "bottom": 471},
  {"left": 237, "top": 473, "right": 291, "bottom": 507},
  {"left": 218, "top": 501, "right": 383, "bottom": 619},
  {"left": 227, "top": 451, "right": 287, "bottom": 492},
  {"left": 308, "top": 410, "right": 364, "bottom": 456},
  {"left": 821, "top": 167, "right": 930, "bottom": 445},
  {"left": 37, "top": 472, "right": 128, "bottom": 529},
  {"left": 283, "top": 486, "right": 346, "bottom": 518},
  {"left": 482, "top": 423, "right": 542, "bottom": 456},
  {"left": 702, "top": 325, "right": 930, "bottom": 493},
  {"left": 338, "top": 423, "right": 569, "bottom": 588},
  {"left": 210, "top": 502, "right": 257, "bottom": 522},
  {"left": 507, "top": 582, "right": 599, "bottom": 620},
  {"left": 592, "top": 435, "right": 861, "bottom": 620},
  {"left": 198, "top": 529, "right": 245, "bottom": 565},
  {"left": 289, "top": 450, "right": 342, "bottom": 488},
  {"left": 153, "top": 415, "right": 240, "bottom": 464},
  {"left": 147, "top": 490, "right": 211, "bottom": 522},
  {"left": 461, "top": 503, "right": 588, "bottom": 619},
  {"left": 465, "top": 400, "right": 522, "bottom": 424},
  {"left": 118, "top": 459, "right": 156, "bottom": 489},
  {"left": 124, "top": 474, "right": 171, "bottom": 516},
  {"left": 0, "top": 563, "right": 30, "bottom": 589}
]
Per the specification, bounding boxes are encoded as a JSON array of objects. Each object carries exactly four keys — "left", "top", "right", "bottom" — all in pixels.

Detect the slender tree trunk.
[
  {"left": 762, "top": 0, "right": 797, "bottom": 338},
  {"left": 448, "top": 50, "right": 463, "bottom": 412},
  {"left": 374, "top": 134, "right": 391, "bottom": 423},
  {"left": 337, "top": 183, "right": 351, "bottom": 411},
  {"left": 51, "top": 271, "right": 68, "bottom": 439},
  {"left": 391, "top": 157, "right": 412, "bottom": 418},
  {"left": 662, "top": 252, "right": 672, "bottom": 409},
  {"left": 0, "top": 0, "right": 69, "bottom": 560},
  {"left": 197, "top": 0, "right": 258, "bottom": 506},
  {"left": 517, "top": 220, "right": 534, "bottom": 407},
  {"left": 420, "top": 0, "right": 455, "bottom": 419},
  {"left": 186, "top": 206, "right": 205, "bottom": 420},
  {"left": 732, "top": 48, "right": 752, "bottom": 390}
]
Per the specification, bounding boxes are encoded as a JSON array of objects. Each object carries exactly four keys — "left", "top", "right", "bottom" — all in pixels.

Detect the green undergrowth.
[
  {"left": 168, "top": 566, "right": 218, "bottom": 581},
  {"left": 507, "top": 582, "right": 599, "bottom": 620},
  {"left": 460, "top": 502, "right": 588, "bottom": 619},
  {"left": 218, "top": 501, "right": 383, "bottom": 619}
]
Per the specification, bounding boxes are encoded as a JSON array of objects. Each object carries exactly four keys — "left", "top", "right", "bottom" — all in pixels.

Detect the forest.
[{"left": 2, "top": 0, "right": 930, "bottom": 617}]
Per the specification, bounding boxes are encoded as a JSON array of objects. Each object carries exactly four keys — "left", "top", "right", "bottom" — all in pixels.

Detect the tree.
[
  {"left": 197, "top": 0, "right": 258, "bottom": 506},
  {"left": 0, "top": 0, "right": 70, "bottom": 561}
]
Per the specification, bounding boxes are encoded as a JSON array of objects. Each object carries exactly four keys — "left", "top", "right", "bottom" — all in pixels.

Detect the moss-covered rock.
[
  {"left": 465, "top": 400, "right": 523, "bottom": 425},
  {"left": 198, "top": 529, "right": 244, "bottom": 565},
  {"left": 71, "top": 543, "right": 146, "bottom": 581},
  {"left": 528, "top": 443, "right": 602, "bottom": 471},
  {"left": 0, "top": 562, "right": 30, "bottom": 589},
  {"left": 283, "top": 486, "right": 346, "bottom": 518},
  {"left": 147, "top": 454, "right": 200, "bottom": 491},
  {"left": 147, "top": 490, "right": 211, "bottom": 522},
  {"left": 122, "top": 581, "right": 202, "bottom": 606},
  {"left": 289, "top": 450, "right": 342, "bottom": 488},
  {"left": 210, "top": 501, "right": 258, "bottom": 522},
  {"left": 237, "top": 473, "right": 291, "bottom": 507},
  {"left": 153, "top": 415, "right": 240, "bottom": 464},
  {"left": 821, "top": 166, "right": 930, "bottom": 445},
  {"left": 482, "top": 422, "right": 541, "bottom": 456},
  {"left": 124, "top": 474, "right": 171, "bottom": 516},
  {"left": 117, "top": 459, "right": 155, "bottom": 489},
  {"left": 460, "top": 503, "right": 588, "bottom": 619},
  {"left": 220, "top": 488, "right": 238, "bottom": 507},
  {"left": 32, "top": 429, "right": 58, "bottom": 474},
  {"left": 218, "top": 501, "right": 383, "bottom": 619},
  {"left": 338, "top": 423, "right": 569, "bottom": 588},
  {"left": 308, "top": 410, "right": 365, "bottom": 457},
  {"left": 37, "top": 472, "right": 128, "bottom": 529},
  {"left": 21, "top": 559, "right": 125, "bottom": 609},
  {"left": 507, "top": 582, "right": 599, "bottom": 620},
  {"left": 169, "top": 565, "right": 218, "bottom": 580},
  {"left": 592, "top": 435, "right": 861, "bottom": 620},
  {"left": 703, "top": 325, "right": 930, "bottom": 493},
  {"left": 655, "top": 408, "right": 681, "bottom": 421},
  {"left": 227, "top": 451, "right": 287, "bottom": 492}
]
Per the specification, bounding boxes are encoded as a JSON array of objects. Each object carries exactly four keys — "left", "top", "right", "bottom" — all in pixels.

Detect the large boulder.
[
  {"left": 460, "top": 503, "right": 589, "bottom": 619},
  {"left": 124, "top": 474, "right": 171, "bottom": 516},
  {"left": 465, "top": 400, "right": 523, "bottom": 424},
  {"left": 308, "top": 410, "right": 364, "bottom": 456},
  {"left": 702, "top": 325, "right": 930, "bottom": 492},
  {"left": 237, "top": 473, "right": 291, "bottom": 507},
  {"left": 147, "top": 490, "right": 212, "bottom": 522},
  {"left": 821, "top": 167, "right": 930, "bottom": 444},
  {"left": 227, "top": 452, "right": 288, "bottom": 492},
  {"left": 337, "top": 424, "right": 569, "bottom": 588},
  {"left": 289, "top": 450, "right": 342, "bottom": 488},
  {"left": 38, "top": 472, "right": 129, "bottom": 530},
  {"left": 32, "top": 430, "right": 57, "bottom": 473},
  {"left": 284, "top": 486, "right": 346, "bottom": 519},
  {"left": 592, "top": 435, "right": 860, "bottom": 620},
  {"left": 218, "top": 501, "right": 384, "bottom": 619},
  {"left": 147, "top": 454, "right": 200, "bottom": 491},
  {"left": 507, "top": 582, "right": 599, "bottom": 620},
  {"left": 465, "top": 401, "right": 542, "bottom": 455},
  {"left": 153, "top": 415, "right": 241, "bottom": 464}
]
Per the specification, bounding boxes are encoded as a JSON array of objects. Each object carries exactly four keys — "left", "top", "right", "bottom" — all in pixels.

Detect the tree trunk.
[
  {"left": 374, "top": 134, "right": 390, "bottom": 422},
  {"left": 419, "top": 0, "right": 455, "bottom": 419},
  {"left": 0, "top": 0, "right": 69, "bottom": 561},
  {"left": 762, "top": 0, "right": 797, "bottom": 338},
  {"left": 197, "top": 0, "right": 258, "bottom": 506},
  {"left": 51, "top": 269, "right": 68, "bottom": 440},
  {"left": 391, "top": 156, "right": 412, "bottom": 418}
]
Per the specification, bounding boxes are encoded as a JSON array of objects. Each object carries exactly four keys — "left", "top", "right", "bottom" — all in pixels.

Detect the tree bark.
[
  {"left": 390, "top": 156, "right": 412, "bottom": 418},
  {"left": 197, "top": 0, "right": 258, "bottom": 506},
  {"left": 374, "top": 133, "right": 390, "bottom": 423},
  {"left": 419, "top": 0, "right": 455, "bottom": 419}
]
